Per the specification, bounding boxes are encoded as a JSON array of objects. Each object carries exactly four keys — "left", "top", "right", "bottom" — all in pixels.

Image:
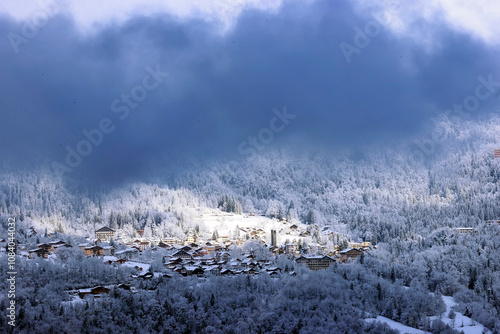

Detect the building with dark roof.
[{"left": 95, "top": 227, "right": 115, "bottom": 242}]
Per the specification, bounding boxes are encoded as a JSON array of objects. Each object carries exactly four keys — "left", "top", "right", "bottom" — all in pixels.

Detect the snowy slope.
[
  {"left": 437, "top": 296, "right": 492, "bottom": 334},
  {"left": 194, "top": 208, "right": 308, "bottom": 244}
]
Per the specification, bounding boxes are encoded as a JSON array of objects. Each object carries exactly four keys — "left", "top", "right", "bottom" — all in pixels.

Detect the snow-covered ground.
[
  {"left": 195, "top": 208, "right": 307, "bottom": 244},
  {"left": 365, "top": 316, "right": 430, "bottom": 334},
  {"left": 436, "top": 296, "right": 491, "bottom": 334},
  {"left": 121, "top": 261, "right": 151, "bottom": 275}
]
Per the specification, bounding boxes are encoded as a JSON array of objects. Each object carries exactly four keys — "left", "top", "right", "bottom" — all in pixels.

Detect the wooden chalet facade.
[
  {"left": 95, "top": 227, "right": 115, "bottom": 242},
  {"left": 157, "top": 242, "right": 170, "bottom": 249},
  {"left": 49, "top": 240, "right": 66, "bottom": 252},
  {"left": 28, "top": 243, "right": 51, "bottom": 258},
  {"left": 172, "top": 250, "right": 193, "bottom": 260},
  {"left": 78, "top": 286, "right": 110, "bottom": 299},
  {"left": 28, "top": 248, "right": 49, "bottom": 259},
  {"left": 339, "top": 248, "right": 362, "bottom": 262},
  {"left": 84, "top": 245, "right": 103, "bottom": 256},
  {"left": 296, "top": 255, "right": 335, "bottom": 270}
]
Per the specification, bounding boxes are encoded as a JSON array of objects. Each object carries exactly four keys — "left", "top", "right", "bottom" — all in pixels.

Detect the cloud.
[
  {"left": 0, "top": 0, "right": 284, "bottom": 33},
  {"left": 353, "top": 0, "right": 500, "bottom": 47},
  {"left": 0, "top": 0, "right": 498, "bottom": 182}
]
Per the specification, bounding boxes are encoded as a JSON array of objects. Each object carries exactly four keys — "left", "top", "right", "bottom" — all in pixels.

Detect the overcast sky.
[{"left": 0, "top": 0, "right": 498, "bottom": 182}]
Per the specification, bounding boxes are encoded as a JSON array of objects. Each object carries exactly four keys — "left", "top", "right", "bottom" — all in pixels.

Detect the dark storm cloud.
[{"left": 0, "top": 0, "right": 498, "bottom": 181}]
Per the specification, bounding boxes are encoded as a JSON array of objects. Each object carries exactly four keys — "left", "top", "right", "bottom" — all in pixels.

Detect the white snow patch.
[
  {"left": 195, "top": 209, "right": 307, "bottom": 244},
  {"left": 122, "top": 261, "right": 151, "bottom": 275}
]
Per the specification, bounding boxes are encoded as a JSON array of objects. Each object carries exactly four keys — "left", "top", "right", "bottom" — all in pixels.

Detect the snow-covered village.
[
  {"left": 2, "top": 0, "right": 500, "bottom": 333},
  {"left": 16, "top": 212, "right": 371, "bottom": 279},
  {"left": 2, "top": 195, "right": 499, "bottom": 333}
]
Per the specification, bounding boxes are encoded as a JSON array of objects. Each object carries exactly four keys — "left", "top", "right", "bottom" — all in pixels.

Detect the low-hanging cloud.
[{"left": 0, "top": 0, "right": 498, "bottom": 182}]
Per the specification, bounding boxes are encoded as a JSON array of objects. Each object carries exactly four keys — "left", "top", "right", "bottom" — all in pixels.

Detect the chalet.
[
  {"left": 28, "top": 243, "right": 51, "bottom": 258},
  {"left": 172, "top": 250, "right": 193, "bottom": 260},
  {"left": 136, "top": 229, "right": 144, "bottom": 237},
  {"left": 52, "top": 243, "right": 72, "bottom": 253},
  {"left": 138, "top": 241, "right": 150, "bottom": 251},
  {"left": 115, "top": 248, "right": 139, "bottom": 260},
  {"left": 181, "top": 266, "right": 204, "bottom": 277},
  {"left": 95, "top": 227, "right": 115, "bottom": 242},
  {"left": 84, "top": 245, "right": 103, "bottom": 257},
  {"left": 339, "top": 248, "right": 362, "bottom": 262},
  {"left": 165, "top": 257, "right": 183, "bottom": 265},
  {"left": 196, "top": 248, "right": 209, "bottom": 256},
  {"left": 217, "top": 236, "right": 229, "bottom": 243},
  {"left": 102, "top": 246, "right": 115, "bottom": 256},
  {"left": 457, "top": 227, "right": 474, "bottom": 234},
  {"left": 115, "top": 258, "right": 126, "bottom": 264},
  {"left": 296, "top": 255, "right": 335, "bottom": 270},
  {"left": 129, "top": 239, "right": 145, "bottom": 250},
  {"left": 163, "top": 237, "right": 178, "bottom": 246},
  {"left": 289, "top": 224, "right": 298, "bottom": 230},
  {"left": 205, "top": 265, "right": 221, "bottom": 276},
  {"left": 79, "top": 286, "right": 110, "bottom": 299},
  {"left": 28, "top": 248, "right": 49, "bottom": 259},
  {"left": 117, "top": 283, "right": 132, "bottom": 291},
  {"left": 157, "top": 242, "right": 170, "bottom": 249},
  {"left": 220, "top": 269, "right": 234, "bottom": 276},
  {"left": 185, "top": 235, "right": 196, "bottom": 245},
  {"left": 215, "top": 251, "right": 231, "bottom": 262},
  {"left": 138, "top": 272, "right": 154, "bottom": 279},
  {"left": 350, "top": 241, "right": 371, "bottom": 249},
  {"left": 243, "top": 268, "right": 258, "bottom": 275},
  {"left": 180, "top": 245, "right": 192, "bottom": 252},
  {"left": 92, "top": 286, "right": 110, "bottom": 296},
  {"left": 37, "top": 243, "right": 51, "bottom": 252},
  {"left": 49, "top": 240, "right": 66, "bottom": 252},
  {"left": 486, "top": 220, "right": 500, "bottom": 226},
  {"left": 78, "top": 243, "right": 91, "bottom": 252}
]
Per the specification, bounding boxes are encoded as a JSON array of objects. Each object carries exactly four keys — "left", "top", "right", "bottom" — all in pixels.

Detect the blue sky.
[{"left": 0, "top": 0, "right": 498, "bottom": 181}]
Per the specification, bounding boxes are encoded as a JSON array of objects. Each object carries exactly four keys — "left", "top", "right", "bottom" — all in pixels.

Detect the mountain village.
[{"left": 3, "top": 212, "right": 377, "bottom": 300}]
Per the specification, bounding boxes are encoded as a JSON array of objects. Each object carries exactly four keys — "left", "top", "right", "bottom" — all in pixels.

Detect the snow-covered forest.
[
  {"left": 2, "top": 115, "right": 500, "bottom": 332},
  {"left": 1, "top": 248, "right": 458, "bottom": 333}
]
